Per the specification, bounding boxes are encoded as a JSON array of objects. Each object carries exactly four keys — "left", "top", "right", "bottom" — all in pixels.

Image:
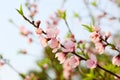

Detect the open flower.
[
  {"left": 62, "top": 39, "right": 75, "bottom": 53},
  {"left": 46, "top": 26, "right": 59, "bottom": 38},
  {"left": 63, "top": 58, "right": 72, "bottom": 80},
  {"left": 112, "top": 55, "right": 120, "bottom": 66},
  {"left": 0, "top": 60, "right": 5, "bottom": 67},
  {"left": 40, "top": 36, "right": 48, "bottom": 47},
  {"left": 55, "top": 52, "right": 66, "bottom": 64},
  {"left": 86, "top": 54, "right": 97, "bottom": 69},
  {"left": 49, "top": 38, "right": 59, "bottom": 49},
  {"left": 20, "top": 26, "right": 32, "bottom": 36},
  {"left": 90, "top": 32, "right": 100, "bottom": 43},
  {"left": 49, "top": 38, "right": 60, "bottom": 53},
  {"left": 69, "top": 55, "right": 80, "bottom": 68},
  {"left": 95, "top": 42, "right": 105, "bottom": 54}
]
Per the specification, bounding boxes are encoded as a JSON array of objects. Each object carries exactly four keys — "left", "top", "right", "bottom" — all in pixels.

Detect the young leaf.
[
  {"left": 91, "top": 1, "right": 97, "bottom": 7},
  {"left": 82, "top": 24, "right": 93, "bottom": 32},
  {"left": 16, "top": 4, "right": 24, "bottom": 16},
  {"left": 19, "top": 73, "right": 26, "bottom": 79},
  {"left": 57, "top": 10, "right": 66, "bottom": 20},
  {"left": 73, "top": 12, "right": 79, "bottom": 18}
]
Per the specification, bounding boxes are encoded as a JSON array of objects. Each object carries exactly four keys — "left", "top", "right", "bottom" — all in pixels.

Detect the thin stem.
[
  {"left": 6, "top": 62, "right": 19, "bottom": 74},
  {"left": 101, "top": 37, "right": 120, "bottom": 53},
  {"left": 94, "top": 3, "right": 120, "bottom": 21},
  {"left": 83, "top": 0, "right": 95, "bottom": 25},
  {"left": 22, "top": 15, "right": 46, "bottom": 34},
  {"left": 60, "top": 0, "right": 66, "bottom": 9},
  {"left": 97, "top": 64, "right": 120, "bottom": 78},
  {"left": 73, "top": 52, "right": 86, "bottom": 60},
  {"left": 22, "top": 15, "right": 37, "bottom": 28},
  {"left": 72, "top": 52, "right": 120, "bottom": 79},
  {"left": 64, "top": 19, "right": 72, "bottom": 34}
]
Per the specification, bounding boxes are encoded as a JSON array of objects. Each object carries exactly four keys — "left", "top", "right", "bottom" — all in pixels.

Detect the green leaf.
[
  {"left": 0, "top": 54, "right": 3, "bottom": 59},
  {"left": 16, "top": 4, "right": 24, "bottom": 16},
  {"left": 73, "top": 12, "right": 79, "bottom": 18},
  {"left": 91, "top": 1, "right": 97, "bottom": 7},
  {"left": 19, "top": 73, "right": 26, "bottom": 79},
  {"left": 65, "top": 32, "right": 71, "bottom": 39},
  {"left": 37, "top": 58, "right": 50, "bottom": 68},
  {"left": 57, "top": 10, "right": 66, "bottom": 20},
  {"left": 82, "top": 24, "right": 93, "bottom": 32}
]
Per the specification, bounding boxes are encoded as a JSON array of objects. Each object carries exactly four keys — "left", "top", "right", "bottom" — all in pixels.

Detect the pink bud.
[
  {"left": 112, "top": 55, "right": 120, "bottom": 66},
  {"left": 35, "top": 28, "right": 42, "bottom": 35},
  {"left": 86, "top": 54, "right": 97, "bottom": 68},
  {"left": 35, "top": 20, "right": 41, "bottom": 28},
  {"left": 105, "top": 31, "right": 111, "bottom": 38}
]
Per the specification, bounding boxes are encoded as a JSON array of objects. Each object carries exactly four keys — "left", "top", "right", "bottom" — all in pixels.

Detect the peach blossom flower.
[
  {"left": 105, "top": 31, "right": 111, "bottom": 38},
  {"left": 62, "top": 39, "right": 75, "bottom": 52},
  {"left": 49, "top": 15, "right": 60, "bottom": 26},
  {"left": 63, "top": 59, "right": 72, "bottom": 80},
  {"left": 93, "top": 26, "right": 101, "bottom": 32},
  {"left": 28, "top": 38, "right": 33, "bottom": 44},
  {"left": 90, "top": 32, "right": 100, "bottom": 43},
  {"left": 46, "top": 26, "right": 59, "bottom": 38},
  {"left": 0, "top": 60, "right": 4, "bottom": 67},
  {"left": 95, "top": 42, "right": 105, "bottom": 54},
  {"left": 112, "top": 55, "right": 120, "bottom": 66},
  {"left": 63, "top": 70, "right": 71, "bottom": 80},
  {"left": 24, "top": 75, "right": 30, "bottom": 80},
  {"left": 69, "top": 55, "right": 80, "bottom": 68},
  {"left": 55, "top": 52, "right": 66, "bottom": 64},
  {"left": 35, "top": 28, "right": 42, "bottom": 35},
  {"left": 20, "top": 26, "right": 32, "bottom": 36},
  {"left": 49, "top": 38, "right": 60, "bottom": 53},
  {"left": 49, "top": 38, "right": 59, "bottom": 49},
  {"left": 86, "top": 54, "right": 97, "bottom": 68},
  {"left": 40, "top": 36, "right": 48, "bottom": 47}
]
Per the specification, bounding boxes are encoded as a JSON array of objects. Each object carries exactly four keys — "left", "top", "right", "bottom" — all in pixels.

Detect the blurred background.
[{"left": 0, "top": 0, "right": 120, "bottom": 80}]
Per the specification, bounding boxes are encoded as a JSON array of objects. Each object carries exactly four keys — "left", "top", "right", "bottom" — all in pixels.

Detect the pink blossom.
[
  {"left": 63, "top": 59, "right": 72, "bottom": 71},
  {"left": 86, "top": 54, "right": 97, "bottom": 68},
  {"left": 27, "top": 37, "right": 33, "bottom": 44},
  {"left": 95, "top": 42, "right": 105, "bottom": 54},
  {"left": 43, "top": 63, "right": 48, "bottom": 69},
  {"left": 24, "top": 75, "right": 30, "bottom": 80},
  {"left": 40, "top": 36, "right": 48, "bottom": 47},
  {"left": 90, "top": 32, "right": 100, "bottom": 43},
  {"left": 62, "top": 39, "right": 75, "bottom": 52},
  {"left": 46, "top": 26, "right": 59, "bottom": 38},
  {"left": 105, "top": 31, "right": 111, "bottom": 38},
  {"left": 55, "top": 52, "right": 66, "bottom": 64},
  {"left": 49, "top": 38, "right": 60, "bottom": 53},
  {"left": 112, "top": 55, "right": 120, "bottom": 66},
  {"left": 35, "top": 28, "right": 42, "bottom": 35},
  {"left": 49, "top": 15, "right": 60, "bottom": 26},
  {"left": 19, "top": 49, "right": 27, "bottom": 54},
  {"left": 69, "top": 55, "right": 80, "bottom": 68},
  {"left": 20, "top": 26, "right": 32, "bottom": 36},
  {"left": 49, "top": 38, "right": 59, "bottom": 49},
  {"left": 0, "top": 60, "right": 4, "bottom": 67},
  {"left": 63, "top": 70, "right": 71, "bottom": 80},
  {"left": 63, "top": 59, "right": 72, "bottom": 80},
  {"left": 93, "top": 26, "right": 101, "bottom": 32}
]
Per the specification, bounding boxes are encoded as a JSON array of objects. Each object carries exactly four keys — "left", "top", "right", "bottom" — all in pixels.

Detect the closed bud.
[
  {"left": 105, "top": 31, "right": 111, "bottom": 38},
  {"left": 35, "top": 20, "right": 41, "bottom": 28}
]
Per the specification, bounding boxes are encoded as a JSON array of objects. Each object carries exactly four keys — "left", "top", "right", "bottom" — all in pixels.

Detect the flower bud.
[{"left": 35, "top": 20, "right": 41, "bottom": 28}]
